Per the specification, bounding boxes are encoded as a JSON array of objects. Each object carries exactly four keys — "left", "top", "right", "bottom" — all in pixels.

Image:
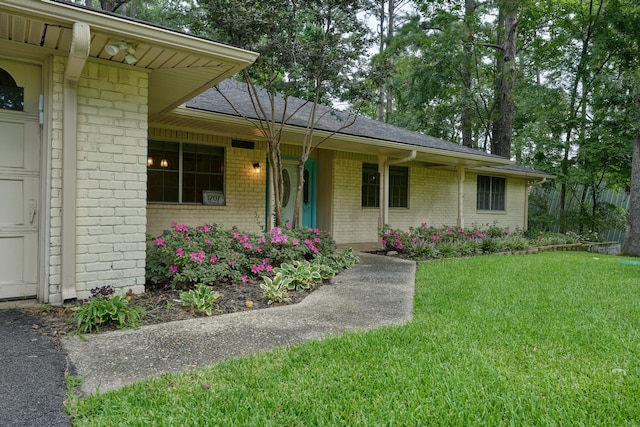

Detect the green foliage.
[
  {"left": 379, "top": 222, "right": 618, "bottom": 260},
  {"left": 312, "top": 249, "right": 360, "bottom": 279},
  {"left": 274, "top": 260, "right": 323, "bottom": 292},
  {"left": 260, "top": 273, "right": 291, "bottom": 305},
  {"left": 69, "top": 293, "right": 144, "bottom": 334},
  {"left": 69, "top": 253, "right": 640, "bottom": 426},
  {"left": 146, "top": 223, "right": 338, "bottom": 289},
  {"left": 179, "top": 284, "right": 220, "bottom": 316}
]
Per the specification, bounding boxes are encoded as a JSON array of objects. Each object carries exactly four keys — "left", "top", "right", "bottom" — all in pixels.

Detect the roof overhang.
[
  {"left": 154, "top": 106, "right": 516, "bottom": 169},
  {"left": 471, "top": 165, "right": 556, "bottom": 180},
  {"left": 0, "top": 0, "right": 259, "bottom": 118}
]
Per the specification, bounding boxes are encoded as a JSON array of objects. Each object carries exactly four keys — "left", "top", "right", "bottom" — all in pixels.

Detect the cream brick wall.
[
  {"left": 48, "top": 59, "right": 148, "bottom": 302},
  {"left": 48, "top": 56, "right": 65, "bottom": 303},
  {"left": 327, "top": 152, "right": 529, "bottom": 244},
  {"left": 331, "top": 153, "right": 379, "bottom": 244},
  {"left": 146, "top": 132, "right": 267, "bottom": 237},
  {"left": 388, "top": 167, "right": 459, "bottom": 230},
  {"left": 464, "top": 173, "right": 527, "bottom": 230}
]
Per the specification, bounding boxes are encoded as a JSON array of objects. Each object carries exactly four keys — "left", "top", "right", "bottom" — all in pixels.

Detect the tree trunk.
[
  {"left": 385, "top": 0, "right": 394, "bottom": 123},
  {"left": 461, "top": 0, "right": 476, "bottom": 148},
  {"left": 622, "top": 133, "right": 640, "bottom": 256},
  {"left": 491, "top": 1, "right": 517, "bottom": 159},
  {"left": 377, "top": 0, "right": 385, "bottom": 122}
]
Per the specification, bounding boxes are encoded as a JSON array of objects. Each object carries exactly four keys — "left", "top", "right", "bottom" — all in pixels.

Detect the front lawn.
[{"left": 68, "top": 252, "right": 640, "bottom": 426}]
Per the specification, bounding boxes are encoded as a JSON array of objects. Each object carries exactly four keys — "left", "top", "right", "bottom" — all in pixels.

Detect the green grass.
[{"left": 69, "top": 252, "right": 640, "bottom": 426}]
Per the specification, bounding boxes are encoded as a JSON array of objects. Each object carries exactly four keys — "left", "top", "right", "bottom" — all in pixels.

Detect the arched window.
[{"left": 0, "top": 68, "right": 24, "bottom": 111}]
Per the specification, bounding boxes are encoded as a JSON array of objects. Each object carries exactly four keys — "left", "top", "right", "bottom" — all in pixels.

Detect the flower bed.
[{"left": 380, "top": 223, "right": 594, "bottom": 260}]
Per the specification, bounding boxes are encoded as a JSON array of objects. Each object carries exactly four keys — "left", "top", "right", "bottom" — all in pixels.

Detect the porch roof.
[{"left": 0, "top": 0, "right": 258, "bottom": 118}]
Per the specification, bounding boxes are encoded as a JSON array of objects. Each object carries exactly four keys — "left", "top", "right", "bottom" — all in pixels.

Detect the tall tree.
[
  {"left": 199, "top": 0, "right": 369, "bottom": 228},
  {"left": 606, "top": 0, "right": 640, "bottom": 256},
  {"left": 490, "top": 0, "right": 518, "bottom": 158}
]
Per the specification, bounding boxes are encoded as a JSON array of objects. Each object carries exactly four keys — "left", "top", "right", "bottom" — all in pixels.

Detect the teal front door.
[{"left": 280, "top": 160, "right": 316, "bottom": 228}]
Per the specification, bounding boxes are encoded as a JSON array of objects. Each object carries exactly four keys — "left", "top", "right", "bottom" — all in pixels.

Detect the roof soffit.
[{"left": 0, "top": 0, "right": 258, "bottom": 114}]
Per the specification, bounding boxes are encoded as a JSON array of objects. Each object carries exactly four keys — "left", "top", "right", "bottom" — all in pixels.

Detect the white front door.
[{"left": 0, "top": 59, "right": 41, "bottom": 300}]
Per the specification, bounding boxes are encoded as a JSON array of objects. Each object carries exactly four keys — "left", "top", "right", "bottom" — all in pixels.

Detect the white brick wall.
[{"left": 48, "top": 59, "right": 148, "bottom": 302}]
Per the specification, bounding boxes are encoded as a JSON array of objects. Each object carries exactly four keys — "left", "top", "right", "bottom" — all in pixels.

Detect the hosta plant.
[
  {"left": 260, "top": 273, "right": 292, "bottom": 305},
  {"left": 179, "top": 284, "right": 220, "bottom": 316},
  {"left": 274, "top": 260, "right": 323, "bottom": 292}
]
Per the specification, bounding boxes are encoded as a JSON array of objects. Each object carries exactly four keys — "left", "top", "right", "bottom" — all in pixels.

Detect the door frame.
[
  {"left": 0, "top": 49, "right": 51, "bottom": 302},
  {"left": 265, "top": 156, "right": 317, "bottom": 229}
]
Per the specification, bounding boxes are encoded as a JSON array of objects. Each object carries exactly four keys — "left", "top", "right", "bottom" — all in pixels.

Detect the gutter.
[
  {"left": 61, "top": 22, "right": 90, "bottom": 301},
  {"left": 528, "top": 177, "right": 547, "bottom": 187},
  {"left": 379, "top": 150, "right": 417, "bottom": 240}
]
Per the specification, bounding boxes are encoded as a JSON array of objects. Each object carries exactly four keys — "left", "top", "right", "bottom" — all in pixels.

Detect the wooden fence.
[{"left": 530, "top": 186, "right": 630, "bottom": 242}]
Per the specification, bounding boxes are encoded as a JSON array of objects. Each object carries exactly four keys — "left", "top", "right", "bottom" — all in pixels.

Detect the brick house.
[
  {"left": 0, "top": 0, "right": 551, "bottom": 303},
  {"left": 0, "top": 0, "right": 257, "bottom": 302},
  {"left": 147, "top": 80, "right": 553, "bottom": 245}
]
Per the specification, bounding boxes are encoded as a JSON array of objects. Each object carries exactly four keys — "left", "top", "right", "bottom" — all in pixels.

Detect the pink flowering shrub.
[
  {"left": 146, "top": 222, "right": 339, "bottom": 288},
  {"left": 381, "top": 223, "right": 528, "bottom": 259}
]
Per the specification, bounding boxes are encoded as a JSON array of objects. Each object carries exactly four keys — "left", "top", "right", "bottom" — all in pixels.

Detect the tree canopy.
[{"left": 81, "top": 0, "right": 639, "bottom": 253}]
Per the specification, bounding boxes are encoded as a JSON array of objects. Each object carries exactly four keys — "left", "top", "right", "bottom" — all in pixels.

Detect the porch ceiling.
[
  {"left": 152, "top": 109, "right": 513, "bottom": 169},
  {"left": 0, "top": 0, "right": 258, "bottom": 117}
]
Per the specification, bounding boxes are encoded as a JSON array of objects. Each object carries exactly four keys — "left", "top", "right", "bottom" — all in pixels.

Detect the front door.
[
  {"left": 0, "top": 59, "right": 41, "bottom": 300},
  {"left": 281, "top": 160, "right": 316, "bottom": 228}
]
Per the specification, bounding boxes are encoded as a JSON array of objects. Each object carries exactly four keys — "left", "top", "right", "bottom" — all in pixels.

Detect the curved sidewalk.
[{"left": 63, "top": 253, "right": 416, "bottom": 396}]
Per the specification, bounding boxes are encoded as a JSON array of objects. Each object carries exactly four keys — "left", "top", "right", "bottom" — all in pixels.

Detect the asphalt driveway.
[{"left": 0, "top": 309, "right": 71, "bottom": 427}]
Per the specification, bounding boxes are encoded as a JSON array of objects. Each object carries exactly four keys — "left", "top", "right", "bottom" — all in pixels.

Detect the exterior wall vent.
[{"left": 232, "top": 139, "right": 255, "bottom": 150}]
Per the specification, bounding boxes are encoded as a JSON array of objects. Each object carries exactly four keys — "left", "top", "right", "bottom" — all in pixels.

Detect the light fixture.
[
  {"left": 253, "top": 162, "right": 261, "bottom": 173},
  {"left": 147, "top": 156, "right": 154, "bottom": 167},
  {"left": 104, "top": 40, "right": 139, "bottom": 64},
  {"left": 160, "top": 159, "right": 169, "bottom": 168}
]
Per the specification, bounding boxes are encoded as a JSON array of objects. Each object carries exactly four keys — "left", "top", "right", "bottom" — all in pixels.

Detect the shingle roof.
[{"left": 187, "top": 79, "right": 553, "bottom": 178}]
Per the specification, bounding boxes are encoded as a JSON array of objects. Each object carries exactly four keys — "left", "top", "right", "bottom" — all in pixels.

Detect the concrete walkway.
[{"left": 63, "top": 253, "right": 416, "bottom": 396}]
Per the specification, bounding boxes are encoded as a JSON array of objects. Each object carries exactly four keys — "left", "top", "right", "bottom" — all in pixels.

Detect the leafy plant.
[
  {"left": 260, "top": 273, "right": 292, "bottom": 305},
  {"left": 69, "top": 293, "right": 145, "bottom": 334},
  {"left": 146, "top": 223, "right": 340, "bottom": 289},
  {"left": 179, "top": 284, "right": 220, "bottom": 316},
  {"left": 274, "top": 260, "right": 323, "bottom": 291},
  {"left": 312, "top": 249, "right": 359, "bottom": 279}
]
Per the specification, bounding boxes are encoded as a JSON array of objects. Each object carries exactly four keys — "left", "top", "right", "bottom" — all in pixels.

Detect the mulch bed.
[{"left": 26, "top": 280, "right": 320, "bottom": 339}]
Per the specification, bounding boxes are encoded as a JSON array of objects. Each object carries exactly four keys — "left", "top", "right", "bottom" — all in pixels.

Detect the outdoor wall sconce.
[
  {"left": 253, "top": 162, "right": 261, "bottom": 173},
  {"left": 104, "top": 40, "right": 139, "bottom": 64}
]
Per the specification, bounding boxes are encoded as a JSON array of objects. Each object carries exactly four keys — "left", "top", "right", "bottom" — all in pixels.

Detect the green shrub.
[
  {"left": 504, "top": 236, "right": 531, "bottom": 251},
  {"left": 274, "top": 260, "right": 323, "bottom": 291},
  {"left": 146, "top": 223, "right": 339, "bottom": 289},
  {"left": 179, "top": 284, "right": 220, "bottom": 316},
  {"left": 313, "top": 249, "right": 359, "bottom": 279},
  {"left": 260, "top": 273, "right": 292, "bottom": 305},
  {"left": 437, "top": 242, "right": 460, "bottom": 258},
  {"left": 69, "top": 290, "right": 145, "bottom": 333}
]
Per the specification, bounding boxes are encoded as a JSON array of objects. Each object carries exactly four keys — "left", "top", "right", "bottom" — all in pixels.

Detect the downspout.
[
  {"left": 524, "top": 177, "right": 547, "bottom": 231},
  {"left": 456, "top": 166, "right": 465, "bottom": 229},
  {"left": 61, "top": 22, "right": 90, "bottom": 301},
  {"left": 378, "top": 150, "right": 417, "bottom": 238}
]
